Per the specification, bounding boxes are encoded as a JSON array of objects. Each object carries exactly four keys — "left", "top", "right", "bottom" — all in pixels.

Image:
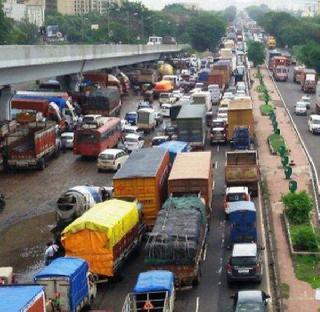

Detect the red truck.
[
  {"left": 301, "top": 68, "right": 317, "bottom": 93},
  {"left": 3, "top": 121, "right": 59, "bottom": 171},
  {"left": 208, "top": 72, "right": 225, "bottom": 91},
  {"left": 272, "top": 56, "right": 289, "bottom": 81}
]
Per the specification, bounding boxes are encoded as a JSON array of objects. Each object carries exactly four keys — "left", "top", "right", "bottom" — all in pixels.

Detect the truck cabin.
[{"left": 0, "top": 267, "right": 15, "bottom": 284}]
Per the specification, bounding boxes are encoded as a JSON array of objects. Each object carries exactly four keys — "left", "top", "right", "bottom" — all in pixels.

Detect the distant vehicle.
[
  {"left": 0, "top": 267, "right": 16, "bottom": 284},
  {"left": 61, "top": 132, "right": 74, "bottom": 149},
  {"left": 300, "top": 95, "right": 311, "bottom": 109},
  {"left": 124, "top": 133, "right": 144, "bottom": 152},
  {"left": 300, "top": 68, "right": 317, "bottom": 93},
  {"left": 231, "top": 290, "right": 270, "bottom": 312},
  {"left": 147, "top": 36, "right": 163, "bottom": 45},
  {"left": 123, "top": 124, "right": 144, "bottom": 136},
  {"left": 44, "top": 25, "right": 65, "bottom": 43},
  {"left": 125, "top": 111, "right": 138, "bottom": 125},
  {"left": 164, "top": 125, "right": 178, "bottom": 138},
  {"left": 266, "top": 36, "right": 276, "bottom": 49},
  {"left": 163, "top": 35, "right": 177, "bottom": 44},
  {"left": 151, "top": 135, "right": 170, "bottom": 146},
  {"left": 224, "top": 186, "right": 250, "bottom": 216},
  {"left": 308, "top": 115, "right": 320, "bottom": 134},
  {"left": 172, "top": 90, "right": 183, "bottom": 101},
  {"left": 159, "top": 93, "right": 176, "bottom": 104},
  {"left": 154, "top": 111, "right": 163, "bottom": 126},
  {"left": 97, "top": 148, "right": 129, "bottom": 172},
  {"left": 161, "top": 103, "right": 173, "bottom": 117},
  {"left": 226, "top": 243, "right": 263, "bottom": 284},
  {"left": 137, "top": 101, "right": 152, "bottom": 110},
  {"left": 208, "top": 84, "right": 221, "bottom": 105},
  {"left": 295, "top": 101, "right": 308, "bottom": 116},
  {"left": 223, "top": 92, "right": 234, "bottom": 100}
]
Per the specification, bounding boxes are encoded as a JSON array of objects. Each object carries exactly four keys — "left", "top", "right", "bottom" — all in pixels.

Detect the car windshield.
[
  {"left": 226, "top": 193, "right": 247, "bottom": 202},
  {"left": 236, "top": 302, "right": 264, "bottom": 312},
  {"left": 312, "top": 119, "right": 320, "bottom": 124},
  {"left": 125, "top": 137, "right": 138, "bottom": 143},
  {"left": 231, "top": 256, "right": 256, "bottom": 266},
  {"left": 296, "top": 103, "right": 305, "bottom": 108},
  {"left": 160, "top": 94, "right": 169, "bottom": 98},
  {"left": 212, "top": 122, "right": 224, "bottom": 128},
  {"left": 99, "top": 154, "right": 114, "bottom": 160}
]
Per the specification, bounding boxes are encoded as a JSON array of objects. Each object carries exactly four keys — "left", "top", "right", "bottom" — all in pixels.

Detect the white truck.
[
  {"left": 137, "top": 108, "right": 156, "bottom": 132},
  {"left": 191, "top": 91, "right": 212, "bottom": 111},
  {"left": 122, "top": 271, "right": 175, "bottom": 312}
]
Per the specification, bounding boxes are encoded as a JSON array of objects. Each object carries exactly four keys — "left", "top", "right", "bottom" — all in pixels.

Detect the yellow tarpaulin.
[{"left": 61, "top": 199, "right": 139, "bottom": 276}]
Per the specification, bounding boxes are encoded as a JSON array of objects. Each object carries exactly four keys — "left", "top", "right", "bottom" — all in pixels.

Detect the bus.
[{"left": 73, "top": 117, "right": 122, "bottom": 157}]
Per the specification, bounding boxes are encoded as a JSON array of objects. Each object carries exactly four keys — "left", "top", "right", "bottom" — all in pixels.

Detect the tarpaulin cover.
[
  {"left": 0, "top": 285, "right": 44, "bottom": 312},
  {"left": 34, "top": 257, "right": 88, "bottom": 312},
  {"left": 134, "top": 271, "right": 174, "bottom": 295},
  {"left": 145, "top": 201, "right": 203, "bottom": 265},
  {"left": 158, "top": 141, "right": 189, "bottom": 163},
  {"left": 13, "top": 95, "right": 67, "bottom": 110},
  {"left": 62, "top": 199, "right": 139, "bottom": 276}
]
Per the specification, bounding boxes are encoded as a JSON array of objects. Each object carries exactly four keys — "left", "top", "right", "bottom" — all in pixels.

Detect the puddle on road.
[{"left": 0, "top": 212, "right": 55, "bottom": 282}]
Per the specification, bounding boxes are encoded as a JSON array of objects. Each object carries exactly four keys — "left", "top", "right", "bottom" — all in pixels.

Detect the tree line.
[
  {"left": 0, "top": 0, "right": 236, "bottom": 52},
  {"left": 246, "top": 5, "right": 320, "bottom": 72}
]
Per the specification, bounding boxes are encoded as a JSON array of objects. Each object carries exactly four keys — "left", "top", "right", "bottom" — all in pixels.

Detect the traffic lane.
[{"left": 274, "top": 67, "right": 320, "bottom": 176}]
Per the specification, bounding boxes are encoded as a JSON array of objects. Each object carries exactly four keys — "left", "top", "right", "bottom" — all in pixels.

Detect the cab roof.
[{"left": 232, "top": 243, "right": 257, "bottom": 257}]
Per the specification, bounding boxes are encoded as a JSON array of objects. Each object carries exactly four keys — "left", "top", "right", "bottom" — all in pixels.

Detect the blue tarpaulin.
[
  {"left": 34, "top": 257, "right": 89, "bottom": 312},
  {"left": 158, "top": 141, "right": 189, "bottom": 163},
  {"left": 0, "top": 285, "right": 44, "bottom": 312},
  {"left": 134, "top": 271, "right": 174, "bottom": 295}
]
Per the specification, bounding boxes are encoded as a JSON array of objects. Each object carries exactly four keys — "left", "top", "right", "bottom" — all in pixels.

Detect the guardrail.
[{"left": 265, "top": 63, "right": 320, "bottom": 220}]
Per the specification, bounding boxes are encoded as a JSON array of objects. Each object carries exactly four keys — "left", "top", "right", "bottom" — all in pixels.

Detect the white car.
[
  {"left": 161, "top": 103, "right": 172, "bottom": 117},
  {"left": 223, "top": 92, "right": 234, "bottom": 100},
  {"left": 123, "top": 124, "right": 144, "bottom": 136},
  {"left": 97, "top": 149, "right": 129, "bottom": 172},
  {"left": 124, "top": 133, "right": 145, "bottom": 152},
  {"left": 172, "top": 90, "right": 183, "bottom": 100},
  {"left": 295, "top": 101, "right": 308, "bottom": 115},
  {"left": 308, "top": 115, "right": 320, "bottom": 134},
  {"left": 180, "top": 95, "right": 191, "bottom": 104},
  {"left": 301, "top": 95, "right": 311, "bottom": 109},
  {"left": 60, "top": 132, "right": 74, "bottom": 149},
  {"left": 159, "top": 92, "right": 176, "bottom": 104}
]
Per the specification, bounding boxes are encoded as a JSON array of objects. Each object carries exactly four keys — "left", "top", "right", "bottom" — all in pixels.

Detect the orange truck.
[
  {"left": 300, "top": 68, "right": 317, "bottom": 93},
  {"left": 272, "top": 56, "right": 290, "bottom": 81},
  {"left": 168, "top": 151, "right": 213, "bottom": 216},
  {"left": 113, "top": 148, "right": 170, "bottom": 228}
]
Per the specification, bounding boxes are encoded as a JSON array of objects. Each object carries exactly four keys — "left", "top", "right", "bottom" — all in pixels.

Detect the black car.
[
  {"left": 151, "top": 136, "right": 170, "bottom": 146},
  {"left": 231, "top": 290, "right": 270, "bottom": 312}
]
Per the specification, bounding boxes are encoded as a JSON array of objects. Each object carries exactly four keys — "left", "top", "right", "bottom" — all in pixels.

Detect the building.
[
  {"left": 3, "top": 0, "right": 26, "bottom": 22},
  {"left": 45, "top": 0, "right": 57, "bottom": 12}
]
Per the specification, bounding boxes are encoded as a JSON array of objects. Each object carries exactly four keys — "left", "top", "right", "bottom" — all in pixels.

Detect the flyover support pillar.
[{"left": 0, "top": 86, "right": 13, "bottom": 120}]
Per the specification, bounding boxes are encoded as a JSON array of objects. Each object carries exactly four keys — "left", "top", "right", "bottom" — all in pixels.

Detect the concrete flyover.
[{"left": 0, "top": 44, "right": 183, "bottom": 86}]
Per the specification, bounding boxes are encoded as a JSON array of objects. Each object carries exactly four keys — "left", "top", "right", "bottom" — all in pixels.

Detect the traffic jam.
[{"left": 0, "top": 24, "right": 271, "bottom": 312}]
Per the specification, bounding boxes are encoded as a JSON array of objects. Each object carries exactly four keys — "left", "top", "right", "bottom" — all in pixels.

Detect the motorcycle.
[{"left": 0, "top": 193, "right": 5, "bottom": 211}]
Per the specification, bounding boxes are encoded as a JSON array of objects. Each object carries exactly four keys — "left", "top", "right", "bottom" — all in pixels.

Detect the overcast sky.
[{"left": 135, "top": 0, "right": 304, "bottom": 11}]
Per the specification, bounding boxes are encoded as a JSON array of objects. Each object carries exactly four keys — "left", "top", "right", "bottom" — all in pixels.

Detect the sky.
[{"left": 134, "top": 0, "right": 306, "bottom": 11}]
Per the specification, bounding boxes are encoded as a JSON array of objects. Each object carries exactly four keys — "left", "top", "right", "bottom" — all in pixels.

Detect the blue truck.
[
  {"left": 228, "top": 201, "right": 257, "bottom": 244},
  {"left": 232, "top": 126, "right": 252, "bottom": 150},
  {"left": 34, "top": 257, "right": 97, "bottom": 312}
]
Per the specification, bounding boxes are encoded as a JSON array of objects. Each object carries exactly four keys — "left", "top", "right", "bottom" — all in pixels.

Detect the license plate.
[{"left": 238, "top": 269, "right": 249, "bottom": 274}]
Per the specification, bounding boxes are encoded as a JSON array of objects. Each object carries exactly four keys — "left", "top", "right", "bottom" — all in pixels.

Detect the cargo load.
[
  {"left": 145, "top": 196, "right": 207, "bottom": 287},
  {"left": 62, "top": 199, "right": 144, "bottom": 277},
  {"left": 157, "top": 141, "right": 190, "bottom": 164},
  {"left": 113, "top": 148, "right": 170, "bottom": 228},
  {"left": 0, "top": 285, "right": 45, "bottom": 312},
  {"left": 154, "top": 80, "right": 173, "bottom": 96},
  {"left": 168, "top": 151, "right": 213, "bottom": 214}
]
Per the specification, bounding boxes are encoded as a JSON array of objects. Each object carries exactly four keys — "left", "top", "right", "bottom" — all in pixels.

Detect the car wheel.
[{"left": 117, "top": 164, "right": 121, "bottom": 171}]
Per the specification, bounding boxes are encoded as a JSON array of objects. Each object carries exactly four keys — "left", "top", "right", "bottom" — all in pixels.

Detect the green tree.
[
  {"left": 0, "top": 0, "right": 12, "bottom": 44},
  {"left": 282, "top": 191, "right": 313, "bottom": 224},
  {"left": 222, "top": 6, "right": 237, "bottom": 23},
  {"left": 247, "top": 41, "right": 265, "bottom": 66},
  {"left": 11, "top": 20, "right": 39, "bottom": 44},
  {"left": 246, "top": 4, "right": 270, "bottom": 21}
]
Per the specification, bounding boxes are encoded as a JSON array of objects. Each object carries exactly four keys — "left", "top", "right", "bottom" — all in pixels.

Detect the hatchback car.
[
  {"left": 125, "top": 111, "right": 138, "bottom": 125},
  {"left": 301, "top": 95, "right": 311, "bottom": 109},
  {"left": 124, "top": 133, "right": 145, "bottom": 152},
  {"left": 295, "top": 101, "right": 308, "bottom": 115},
  {"left": 226, "top": 243, "right": 263, "bottom": 284},
  {"left": 60, "top": 132, "right": 74, "bottom": 149},
  {"left": 224, "top": 186, "right": 251, "bottom": 216},
  {"left": 161, "top": 103, "right": 172, "bottom": 117},
  {"left": 123, "top": 124, "right": 144, "bottom": 136},
  {"left": 97, "top": 149, "right": 129, "bottom": 172},
  {"left": 231, "top": 290, "right": 270, "bottom": 312},
  {"left": 308, "top": 114, "right": 320, "bottom": 134},
  {"left": 151, "top": 135, "right": 170, "bottom": 146}
]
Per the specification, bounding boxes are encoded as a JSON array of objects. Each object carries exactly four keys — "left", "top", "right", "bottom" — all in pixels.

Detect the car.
[
  {"left": 125, "top": 111, "right": 138, "bottom": 125},
  {"left": 151, "top": 135, "right": 170, "bottom": 146},
  {"left": 123, "top": 133, "right": 144, "bottom": 152},
  {"left": 164, "top": 124, "right": 178, "bottom": 138},
  {"left": 236, "top": 81, "right": 246, "bottom": 92},
  {"left": 159, "top": 92, "right": 176, "bottom": 104},
  {"left": 235, "top": 89, "right": 246, "bottom": 97},
  {"left": 154, "top": 112, "right": 163, "bottom": 126},
  {"left": 295, "top": 101, "right": 308, "bottom": 115},
  {"left": 210, "top": 126, "right": 226, "bottom": 144},
  {"left": 172, "top": 89, "right": 183, "bottom": 100},
  {"left": 180, "top": 95, "right": 191, "bottom": 104},
  {"left": 60, "top": 132, "right": 74, "bottom": 149},
  {"left": 137, "top": 101, "right": 152, "bottom": 110},
  {"left": 224, "top": 186, "right": 251, "bottom": 216},
  {"left": 81, "top": 114, "right": 102, "bottom": 125},
  {"left": 223, "top": 92, "right": 235, "bottom": 100},
  {"left": 97, "top": 149, "right": 129, "bottom": 172},
  {"left": 123, "top": 124, "right": 144, "bottom": 136},
  {"left": 226, "top": 86, "right": 237, "bottom": 94},
  {"left": 308, "top": 114, "right": 320, "bottom": 134},
  {"left": 231, "top": 290, "right": 270, "bottom": 312},
  {"left": 161, "top": 103, "right": 172, "bottom": 117},
  {"left": 300, "top": 95, "right": 311, "bottom": 109},
  {"left": 226, "top": 243, "right": 263, "bottom": 284}
]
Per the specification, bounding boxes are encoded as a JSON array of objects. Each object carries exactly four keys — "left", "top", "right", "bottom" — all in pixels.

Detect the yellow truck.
[
  {"left": 227, "top": 97, "right": 254, "bottom": 141},
  {"left": 266, "top": 36, "right": 276, "bottom": 49}
]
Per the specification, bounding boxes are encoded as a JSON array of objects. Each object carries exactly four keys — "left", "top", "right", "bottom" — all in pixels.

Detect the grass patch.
[
  {"left": 293, "top": 255, "right": 320, "bottom": 289},
  {"left": 260, "top": 104, "right": 274, "bottom": 115},
  {"left": 280, "top": 283, "right": 290, "bottom": 299},
  {"left": 290, "top": 224, "right": 319, "bottom": 252},
  {"left": 268, "top": 133, "right": 286, "bottom": 154}
]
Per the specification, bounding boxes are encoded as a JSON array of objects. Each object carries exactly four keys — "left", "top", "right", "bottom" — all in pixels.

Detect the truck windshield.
[
  {"left": 138, "top": 113, "right": 149, "bottom": 123},
  {"left": 193, "top": 97, "right": 205, "bottom": 104},
  {"left": 226, "top": 193, "right": 247, "bottom": 202}
]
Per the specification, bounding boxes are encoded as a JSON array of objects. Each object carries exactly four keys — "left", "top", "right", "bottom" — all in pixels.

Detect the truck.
[
  {"left": 3, "top": 121, "right": 59, "bottom": 171},
  {"left": 145, "top": 196, "right": 208, "bottom": 287},
  {"left": 301, "top": 68, "right": 317, "bottom": 93},
  {"left": 80, "top": 87, "right": 122, "bottom": 116},
  {"left": 168, "top": 151, "right": 213, "bottom": 216},
  {"left": 62, "top": 199, "right": 145, "bottom": 278},
  {"left": 113, "top": 148, "right": 170, "bottom": 228},
  {"left": 137, "top": 108, "right": 156, "bottom": 132},
  {"left": 293, "top": 65, "right": 305, "bottom": 84},
  {"left": 55, "top": 185, "right": 113, "bottom": 226},
  {"left": 228, "top": 201, "right": 257, "bottom": 244},
  {"left": 157, "top": 141, "right": 190, "bottom": 164},
  {"left": 0, "top": 285, "right": 46, "bottom": 311},
  {"left": 267, "top": 50, "right": 281, "bottom": 70},
  {"left": 272, "top": 56, "right": 290, "bottom": 81},
  {"left": 208, "top": 72, "right": 225, "bottom": 91},
  {"left": 225, "top": 150, "right": 260, "bottom": 196},
  {"left": 122, "top": 271, "right": 175, "bottom": 312},
  {"left": 137, "top": 69, "right": 159, "bottom": 85},
  {"left": 266, "top": 36, "right": 276, "bottom": 49},
  {"left": 227, "top": 97, "right": 254, "bottom": 143},
  {"left": 212, "top": 60, "right": 232, "bottom": 85},
  {"left": 0, "top": 266, "right": 16, "bottom": 284},
  {"left": 34, "top": 257, "right": 96, "bottom": 312},
  {"left": 176, "top": 104, "right": 206, "bottom": 150},
  {"left": 191, "top": 91, "right": 212, "bottom": 111}
]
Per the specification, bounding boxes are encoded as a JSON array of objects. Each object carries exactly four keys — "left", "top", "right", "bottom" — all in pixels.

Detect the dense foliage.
[
  {"left": 247, "top": 41, "right": 265, "bottom": 66},
  {"left": 0, "top": 0, "right": 232, "bottom": 51},
  {"left": 291, "top": 225, "right": 319, "bottom": 252}
]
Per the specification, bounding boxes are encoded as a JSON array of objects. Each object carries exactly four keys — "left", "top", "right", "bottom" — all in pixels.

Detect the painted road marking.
[
  {"left": 195, "top": 297, "right": 200, "bottom": 312},
  {"left": 203, "top": 244, "right": 208, "bottom": 261}
]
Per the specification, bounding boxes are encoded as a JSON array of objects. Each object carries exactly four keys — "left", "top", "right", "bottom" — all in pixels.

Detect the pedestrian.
[{"left": 44, "top": 241, "right": 59, "bottom": 266}]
